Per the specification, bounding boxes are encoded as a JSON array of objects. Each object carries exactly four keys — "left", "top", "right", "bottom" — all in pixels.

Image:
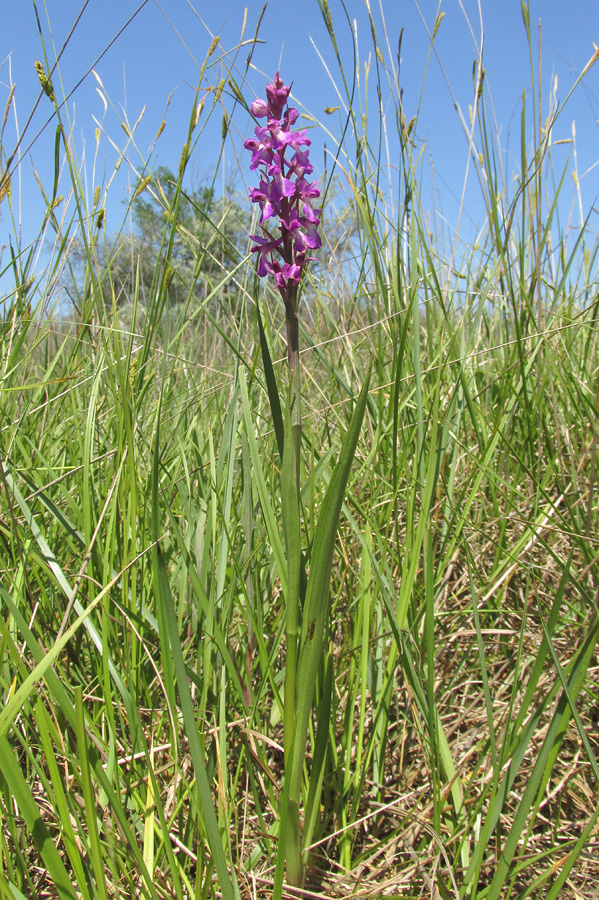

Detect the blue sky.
[{"left": 1, "top": 0, "right": 598, "bottom": 283}]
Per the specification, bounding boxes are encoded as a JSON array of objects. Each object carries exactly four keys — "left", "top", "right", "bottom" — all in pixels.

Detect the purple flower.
[
  {"left": 249, "top": 172, "right": 295, "bottom": 223},
  {"left": 250, "top": 233, "right": 284, "bottom": 277},
  {"left": 289, "top": 147, "right": 314, "bottom": 177},
  {"left": 245, "top": 72, "right": 321, "bottom": 300},
  {"left": 265, "top": 72, "right": 291, "bottom": 120}
]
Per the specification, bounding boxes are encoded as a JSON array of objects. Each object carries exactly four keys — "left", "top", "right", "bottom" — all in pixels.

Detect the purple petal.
[
  {"left": 295, "top": 177, "right": 320, "bottom": 201},
  {"left": 283, "top": 107, "right": 299, "bottom": 129},
  {"left": 269, "top": 171, "right": 295, "bottom": 203},
  {"left": 282, "top": 262, "right": 302, "bottom": 282},
  {"left": 250, "top": 232, "right": 283, "bottom": 277},
  {"left": 290, "top": 148, "right": 314, "bottom": 176},
  {"left": 302, "top": 202, "right": 319, "bottom": 224},
  {"left": 270, "top": 128, "right": 311, "bottom": 153}
]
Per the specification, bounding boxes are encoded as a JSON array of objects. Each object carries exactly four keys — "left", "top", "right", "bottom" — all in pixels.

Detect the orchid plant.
[{"left": 245, "top": 74, "right": 369, "bottom": 891}]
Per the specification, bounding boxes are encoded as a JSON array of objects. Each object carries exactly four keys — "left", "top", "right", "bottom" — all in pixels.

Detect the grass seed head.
[{"left": 34, "top": 60, "right": 55, "bottom": 102}]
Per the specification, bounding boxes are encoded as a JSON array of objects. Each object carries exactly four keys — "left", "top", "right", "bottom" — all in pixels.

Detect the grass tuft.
[{"left": 1, "top": 3, "right": 598, "bottom": 899}]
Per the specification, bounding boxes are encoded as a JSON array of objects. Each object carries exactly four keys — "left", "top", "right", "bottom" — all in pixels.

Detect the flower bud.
[{"left": 251, "top": 99, "right": 269, "bottom": 118}]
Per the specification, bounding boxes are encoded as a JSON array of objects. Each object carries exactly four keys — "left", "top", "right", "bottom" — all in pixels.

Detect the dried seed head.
[
  {"left": 581, "top": 44, "right": 599, "bottom": 78},
  {"left": 193, "top": 99, "right": 205, "bottom": 129},
  {"left": 0, "top": 174, "right": 11, "bottom": 206},
  {"left": 2, "top": 84, "right": 15, "bottom": 131}
]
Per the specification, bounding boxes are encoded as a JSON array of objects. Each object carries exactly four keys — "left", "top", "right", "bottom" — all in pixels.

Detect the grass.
[{"left": 1, "top": 2, "right": 599, "bottom": 898}]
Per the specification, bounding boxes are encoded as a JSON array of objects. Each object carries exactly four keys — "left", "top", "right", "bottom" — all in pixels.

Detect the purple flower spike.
[{"left": 245, "top": 72, "right": 320, "bottom": 302}]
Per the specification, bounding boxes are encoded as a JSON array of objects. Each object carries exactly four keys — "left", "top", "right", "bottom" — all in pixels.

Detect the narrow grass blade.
[
  {"left": 143, "top": 742, "right": 156, "bottom": 880},
  {"left": 74, "top": 686, "right": 110, "bottom": 900},
  {"left": 0, "top": 737, "right": 78, "bottom": 900},
  {"left": 35, "top": 699, "right": 92, "bottom": 900},
  {"left": 0, "top": 587, "right": 162, "bottom": 900},
  {"left": 151, "top": 413, "right": 239, "bottom": 900},
  {"left": 0, "top": 590, "right": 103, "bottom": 741},
  {"left": 484, "top": 616, "right": 599, "bottom": 900},
  {"left": 239, "top": 368, "right": 287, "bottom": 593}
]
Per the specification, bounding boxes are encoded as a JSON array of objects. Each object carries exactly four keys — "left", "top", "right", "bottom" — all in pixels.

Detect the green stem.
[
  {"left": 282, "top": 282, "right": 303, "bottom": 886},
  {"left": 286, "top": 284, "right": 302, "bottom": 439}
]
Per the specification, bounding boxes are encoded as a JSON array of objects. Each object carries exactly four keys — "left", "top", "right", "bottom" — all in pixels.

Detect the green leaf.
[
  {"left": 151, "top": 409, "right": 240, "bottom": 900},
  {"left": 289, "top": 368, "right": 371, "bottom": 805},
  {"left": 256, "top": 300, "right": 284, "bottom": 462},
  {"left": 239, "top": 369, "right": 287, "bottom": 593}
]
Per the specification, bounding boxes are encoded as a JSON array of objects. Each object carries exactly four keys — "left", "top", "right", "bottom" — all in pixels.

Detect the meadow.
[{"left": 1, "top": 3, "right": 599, "bottom": 898}]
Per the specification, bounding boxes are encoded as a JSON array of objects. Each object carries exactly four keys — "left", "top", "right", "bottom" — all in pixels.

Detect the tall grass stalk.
[{"left": 1, "top": 2, "right": 598, "bottom": 898}]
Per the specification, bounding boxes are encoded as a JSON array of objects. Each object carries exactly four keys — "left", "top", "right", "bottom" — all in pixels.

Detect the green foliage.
[
  {"left": 67, "top": 165, "right": 250, "bottom": 314},
  {"left": 1, "top": 3, "right": 599, "bottom": 900}
]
